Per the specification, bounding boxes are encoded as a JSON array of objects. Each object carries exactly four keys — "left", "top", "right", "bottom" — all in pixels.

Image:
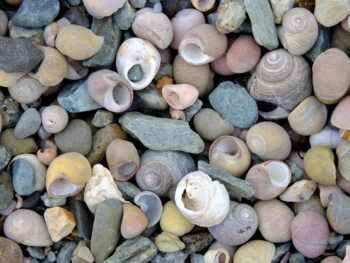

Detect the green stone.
[
  {"left": 0, "top": 171, "right": 14, "bottom": 209},
  {"left": 117, "top": 181, "right": 142, "bottom": 202},
  {"left": 0, "top": 128, "right": 38, "bottom": 156},
  {"left": 0, "top": 146, "right": 12, "bottom": 171}
]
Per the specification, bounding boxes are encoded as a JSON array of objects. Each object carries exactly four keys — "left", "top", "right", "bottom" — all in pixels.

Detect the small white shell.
[
  {"left": 309, "top": 126, "right": 341, "bottom": 149},
  {"left": 280, "top": 180, "right": 317, "bottom": 202},
  {"left": 174, "top": 171, "right": 230, "bottom": 227}
]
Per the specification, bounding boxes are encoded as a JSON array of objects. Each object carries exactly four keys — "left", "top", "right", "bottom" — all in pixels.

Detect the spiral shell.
[{"left": 247, "top": 49, "right": 312, "bottom": 111}]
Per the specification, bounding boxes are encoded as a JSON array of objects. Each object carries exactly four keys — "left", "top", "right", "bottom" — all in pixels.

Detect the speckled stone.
[
  {"left": 289, "top": 253, "right": 305, "bottom": 263},
  {"left": 0, "top": 96, "right": 21, "bottom": 128},
  {"left": 113, "top": 1, "right": 135, "bottom": 30},
  {"left": 151, "top": 251, "right": 188, "bottom": 263},
  {"left": 11, "top": 0, "right": 60, "bottom": 28},
  {"left": 184, "top": 99, "right": 203, "bottom": 122},
  {"left": 182, "top": 232, "right": 214, "bottom": 253},
  {"left": 92, "top": 110, "right": 114, "bottom": 128},
  {"left": 0, "top": 146, "right": 12, "bottom": 171},
  {"left": 135, "top": 84, "right": 168, "bottom": 110},
  {"left": 117, "top": 181, "right": 142, "bottom": 201},
  {"left": 209, "top": 81, "right": 258, "bottom": 128},
  {"left": 0, "top": 171, "right": 14, "bottom": 209},
  {"left": 9, "top": 22, "right": 45, "bottom": 45},
  {"left": 216, "top": 0, "right": 246, "bottom": 34},
  {"left": 305, "top": 24, "right": 331, "bottom": 62},
  {"left": 128, "top": 64, "right": 143, "bottom": 82},
  {"left": 14, "top": 108, "right": 41, "bottom": 139},
  {"left": 41, "top": 192, "right": 66, "bottom": 207},
  {"left": 271, "top": 243, "right": 291, "bottom": 263},
  {"left": 12, "top": 158, "right": 35, "bottom": 196},
  {"left": 119, "top": 112, "right": 204, "bottom": 154},
  {"left": 72, "top": 200, "right": 93, "bottom": 240},
  {"left": 57, "top": 242, "right": 77, "bottom": 263},
  {"left": 0, "top": 129, "right": 38, "bottom": 155}
]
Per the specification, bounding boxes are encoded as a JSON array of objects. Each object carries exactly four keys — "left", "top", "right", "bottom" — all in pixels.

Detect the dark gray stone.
[
  {"left": 57, "top": 242, "right": 77, "bottom": 263},
  {"left": 184, "top": 99, "right": 203, "bottom": 122},
  {"left": 272, "top": 243, "right": 291, "bottom": 263},
  {"left": 327, "top": 231, "right": 343, "bottom": 250},
  {"left": 209, "top": 81, "right": 258, "bottom": 128},
  {"left": 130, "top": 0, "right": 146, "bottom": 8},
  {"left": 114, "top": 1, "right": 136, "bottom": 31},
  {"left": 337, "top": 240, "right": 350, "bottom": 258},
  {"left": 12, "top": 158, "right": 35, "bottom": 196},
  {"left": 128, "top": 64, "right": 143, "bottom": 82},
  {"left": 289, "top": 253, "right": 305, "bottom": 263},
  {"left": 119, "top": 112, "right": 204, "bottom": 154},
  {"left": 0, "top": 146, "right": 12, "bottom": 171},
  {"left": 14, "top": 108, "right": 41, "bottom": 139},
  {"left": 0, "top": 37, "right": 43, "bottom": 73},
  {"left": 305, "top": 24, "right": 331, "bottom": 62},
  {"left": 0, "top": 171, "right": 14, "bottom": 209},
  {"left": 11, "top": 0, "right": 60, "bottom": 28},
  {"left": 135, "top": 84, "right": 168, "bottom": 110},
  {"left": 286, "top": 160, "right": 304, "bottom": 183},
  {"left": 22, "top": 191, "right": 41, "bottom": 208},
  {"left": 26, "top": 247, "right": 45, "bottom": 260},
  {"left": 72, "top": 200, "right": 93, "bottom": 240},
  {"left": 151, "top": 251, "right": 188, "bottom": 263},
  {"left": 63, "top": 6, "right": 90, "bottom": 28},
  {"left": 57, "top": 78, "right": 103, "bottom": 113},
  {"left": 117, "top": 181, "right": 142, "bottom": 202},
  {"left": 182, "top": 232, "right": 214, "bottom": 253},
  {"left": 92, "top": 110, "right": 114, "bottom": 128}
]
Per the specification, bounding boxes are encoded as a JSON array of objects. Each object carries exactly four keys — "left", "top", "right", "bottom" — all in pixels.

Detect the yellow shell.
[
  {"left": 155, "top": 232, "right": 185, "bottom": 253},
  {"left": 303, "top": 146, "right": 336, "bottom": 185},
  {"left": 0, "top": 70, "right": 24, "bottom": 88},
  {"left": 233, "top": 240, "right": 275, "bottom": 263}
]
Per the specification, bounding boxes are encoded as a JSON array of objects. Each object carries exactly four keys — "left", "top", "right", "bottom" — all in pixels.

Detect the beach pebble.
[
  {"left": 12, "top": 158, "right": 35, "bottom": 196},
  {"left": 0, "top": 171, "right": 14, "bottom": 209},
  {"left": 57, "top": 242, "right": 77, "bottom": 263},
  {"left": 181, "top": 232, "right": 214, "bottom": 253},
  {"left": 151, "top": 251, "right": 188, "bottom": 263},
  {"left": 135, "top": 84, "right": 168, "bottom": 110},
  {"left": 41, "top": 192, "right": 66, "bottom": 207},
  {"left": 63, "top": 6, "right": 90, "bottom": 28},
  {"left": 113, "top": 1, "right": 136, "bottom": 31},
  {"left": 0, "top": 129, "right": 38, "bottom": 155},
  {"left": 117, "top": 181, "right": 142, "bottom": 201},
  {"left": 331, "top": 25, "right": 350, "bottom": 56},
  {"left": 67, "top": 0, "right": 81, "bottom": 5},
  {"left": 71, "top": 241, "right": 94, "bottom": 263},
  {"left": 270, "top": 0, "right": 294, "bottom": 24},
  {"left": 184, "top": 99, "right": 203, "bottom": 122},
  {"left": 22, "top": 191, "right": 41, "bottom": 208},
  {"left": 216, "top": 0, "right": 246, "bottom": 34},
  {"left": 130, "top": 0, "right": 146, "bottom": 8},
  {"left": 128, "top": 64, "right": 144, "bottom": 82},
  {"left": 0, "top": 97, "right": 20, "bottom": 128},
  {"left": 44, "top": 207, "right": 76, "bottom": 242},
  {"left": 305, "top": 24, "right": 331, "bottom": 62},
  {"left": 9, "top": 22, "right": 45, "bottom": 45},
  {"left": 0, "top": 146, "right": 12, "bottom": 171},
  {"left": 26, "top": 247, "right": 45, "bottom": 260},
  {"left": 92, "top": 110, "right": 114, "bottom": 127},
  {"left": 314, "top": 0, "right": 350, "bottom": 27},
  {"left": 0, "top": 237, "right": 23, "bottom": 263},
  {"left": 71, "top": 200, "right": 93, "bottom": 240},
  {"left": 14, "top": 108, "right": 41, "bottom": 139},
  {"left": 0, "top": 10, "right": 8, "bottom": 36}
]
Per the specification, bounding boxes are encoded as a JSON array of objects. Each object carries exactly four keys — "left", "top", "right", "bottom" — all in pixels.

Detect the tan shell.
[
  {"left": 309, "top": 126, "right": 341, "bottom": 149},
  {"left": 336, "top": 140, "right": 350, "bottom": 182},
  {"left": 247, "top": 49, "right": 312, "bottom": 111},
  {"left": 331, "top": 96, "right": 350, "bottom": 130},
  {"left": 162, "top": 84, "right": 199, "bottom": 110},
  {"left": 191, "top": 0, "right": 216, "bottom": 12},
  {"left": 204, "top": 248, "right": 230, "bottom": 263},
  {"left": 233, "top": 240, "right": 275, "bottom": 263},
  {"left": 280, "top": 180, "right": 317, "bottom": 202},
  {"left": 82, "top": 0, "right": 126, "bottom": 19},
  {"left": 0, "top": 70, "right": 24, "bottom": 88}
]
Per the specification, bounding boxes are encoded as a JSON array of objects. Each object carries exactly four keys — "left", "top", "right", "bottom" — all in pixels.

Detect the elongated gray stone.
[
  {"left": 0, "top": 146, "right": 12, "bottom": 171},
  {"left": 12, "top": 158, "right": 35, "bottom": 196},
  {"left": 184, "top": 99, "right": 203, "bottom": 122},
  {"left": 135, "top": 84, "right": 168, "bottom": 110},
  {"left": 0, "top": 171, "right": 13, "bottom": 209},
  {"left": 244, "top": 0, "right": 279, "bottom": 50},
  {"left": 119, "top": 112, "right": 204, "bottom": 154},
  {"left": 14, "top": 108, "right": 41, "bottom": 139},
  {"left": 113, "top": 1, "right": 136, "bottom": 31}
]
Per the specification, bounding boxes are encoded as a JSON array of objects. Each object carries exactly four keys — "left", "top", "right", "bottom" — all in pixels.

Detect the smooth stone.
[
  {"left": 244, "top": 0, "right": 279, "bottom": 50},
  {"left": 54, "top": 119, "right": 92, "bottom": 155},
  {"left": 216, "top": 0, "right": 246, "bottom": 34},
  {"left": 0, "top": 237, "right": 23, "bottom": 263},
  {"left": 91, "top": 199, "right": 123, "bottom": 263},
  {"left": 337, "top": 240, "right": 350, "bottom": 259},
  {"left": 232, "top": 21, "right": 253, "bottom": 33},
  {"left": 71, "top": 241, "right": 93, "bottom": 263},
  {"left": 285, "top": 161, "right": 304, "bottom": 183},
  {"left": 57, "top": 78, "right": 103, "bottom": 113},
  {"left": 26, "top": 247, "right": 45, "bottom": 260},
  {"left": 22, "top": 191, "right": 41, "bottom": 208},
  {"left": 0, "top": 146, "right": 12, "bottom": 171},
  {"left": 151, "top": 251, "right": 188, "bottom": 263},
  {"left": 11, "top": 0, "right": 60, "bottom": 28},
  {"left": 92, "top": 110, "right": 114, "bottom": 127},
  {"left": 314, "top": 0, "right": 350, "bottom": 27},
  {"left": 207, "top": 12, "right": 217, "bottom": 26},
  {"left": 14, "top": 108, "right": 41, "bottom": 139},
  {"left": 0, "top": 37, "right": 43, "bottom": 73},
  {"left": 117, "top": 181, "right": 142, "bottom": 202},
  {"left": 12, "top": 158, "right": 35, "bottom": 196},
  {"left": 0, "top": 129, "right": 38, "bottom": 155},
  {"left": 57, "top": 242, "right": 77, "bottom": 263},
  {"left": 47, "top": 251, "right": 56, "bottom": 262},
  {"left": 128, "top": 64, "right": 143, "bottom": 82},
  {"left": 41, "top": 192, "right": 66, "bottom": 207},
  {"left": 0, "top": 97, "right": 20, "bottom": 128},
  {"left": 271, "top": 243, "right": 291, "bottom": 263},
  {"left": 102, "top": 236, "right": 157, "bottom": 263},
  {"left": 44, "top": 207, "right": 76, "bottom": 242},
  {"left": 305, "top": 24, "right": 331, "bottom": 62},
  {"left": 182, "top": 232, "right": 214, "bottom": 253},
  {"left": 209, "top": 81, "right": 258, "bottom": 128},
  {"left": 83, "top": 16, "right": 121, "bottom": 67},
  {"left": 135, "top": 84, "right": 168, "bottom": 110},
  {"left": 331, "top": 25, "right": 350, "bottom": 56},
  {"left": 184, "top": 99, "right": 203, "bottom": 122},
  {"left": 63, "top": 6, "right": 90, "bottom": 28},
  {"left": 0, "top": 171, "right": 14, "bottom": 209},
  {"left": 130, "top": 0, "right": 146, "bottom": 8},
  {"left": 198, "top": 161, "right": 256, "bottom": 198},
  {"left": 71, "top": 200, "right": 93, "bottom": 240},
  {"left": 67, "top": 0, "right": 81, "bottom": 5},
  {"left": 327, "top": 232, "right": 343, "bottom": 250},
  {"left": 289, "top": 253, "right": 305, "bottom": 263},
  {"left": 113, "top": 1, "right": 135, "bottom": 31},
  {"left": 119, "top": 112, "right": 204, "bottom": 154},
  {"left": 9, "top": 22, "right": 44, "bottom": 45}
]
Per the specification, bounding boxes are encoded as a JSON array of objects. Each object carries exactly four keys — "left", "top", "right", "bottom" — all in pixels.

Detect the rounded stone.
[
  {"left": 0, "top": 129, "right": 38, "bottom": 156},
  {"left": 57, "top": 242, "right": 77, "bottom": 263},
  {"left": 92, "top": 110, "right": 114, "bottom": 128},
  {"left": 0, "top": 146, "right": 12, "bottom": 171},
  {"left": 0, "top": 237, "right": 24, "bottom": 263},
  {"left": 12, "top": 158, "right": 35, "bottom": 196},
  {"left": 14, "top": 108, "right": 41, "bottom": 139}
]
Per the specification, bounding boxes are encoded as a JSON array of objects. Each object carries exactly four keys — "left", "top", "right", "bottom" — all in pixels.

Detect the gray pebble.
[
  {"left": 135, "top": 84, "right": 168, "bottom": 110},
  {"left": 41, "top": 192, "right": 67, "bottom": 207},
  {"left": 12, "top": 158, "right": 35, "bottom": 196},
  {"left": 0, "top": 146, "right": 12, "bottom": 171},
  {"left": 327, "top": 231, "right": 343, "bottom": 250},
  {"left": 57, "top": 242, "right": 77, "bottom": 263},
  {"left": 128, "top": 64, "right": 143, "bottom": 82},
  {"left": 151, "top": 251, "right": 188, "bottom": 263},
  {"left": 289, "top": 253, "right": 305, "bottom": 263},
  {"left": 155, "top": 63, "right": 173, "bottom": 81},
  {"left": 305, "top": 24, "right": 331, "bottom": 62},
  {"left": 184, "top": 99, "right": 203, "bottom": 122},
  {"left": 113, "top": 1, "right": 136, "bottom": 31},
  {"left": 14, "top": 108, "right": 41, "bottom": 139},
  {"left": 117, "top": 181, "right": 142, "bottom": 201},
  {"left": 130, "top": 0, "right": 146, "bottom": 8},
  {"left": 63, "top": 6, "right": 90, "bottom": 28},
  {"left": 207, "top": 12, "right": 217, "bottom": 26},
  {"left": 92, "top": 110, "right": 114, "bottom": 128},
  {"left": 72, "top": 200, "right": 93, "bottom": 240},
  {"left": 271, "top": 243, "right": 291, "bottom": 263},
  {"left": 47, "top": 251, "right": 56, "bottom": 262},
  {"left": 331, "top": 25, "right": 350, "bottom": 56},
  {"left": 67, "top": 0, "right": 81, "bottom": 6},
  {"left": 26, "top": 246, "right": 45, "bottom": 260},
  {"left": 337, "top": 240, "right": 350, "bottom": 258},
  {"left": 0, "top": 171, "right": 14, "bottom": 209}
]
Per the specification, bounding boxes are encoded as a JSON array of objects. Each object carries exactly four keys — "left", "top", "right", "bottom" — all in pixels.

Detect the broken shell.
[
  {"left": 37, "top": 139, "right": 57, "bottom": 165},
  {"left": 341, "top": 15, "right": 350, "bottom": 32},
  {"left": 88, "top": 69, "right": 133, "bottom": 113},
  {"left": 288, "top": 96, "right": 327, "bottom": 136},
  {"left": 303, "top": 146, "right": 336, "bottom": 185},
  {"left": 8, "top": 76, "right": 46, "bottom": 104},
  {"left": 246, "top": 121, "right": 292, "bottom": 160},
  {"left": 116, "top": 38, "right": 161, "bottom": 90},
  {"left": 132, "top": 8, "right": 173, "bottom": 49},
  {"left": 279, "top": 180, "right": 317, "bottom": 202},
  {"left": 209, "top": 136, "right": 251, "bottom": 178},
  {"left": 169, "top": 107, "right": 186, "bottom": 120},
  {"left": 179, "top": 24, "right": 228, "bottom": 66},
  {"left": 293, "top": 195, "right": 326, "bottom": 216},
  {"left": 247, "top": 49, "right": 312, "bottom": 111},
  {"left": 121, "top": 203, "right": 148, "bottom": 239},
  {"left": 233, "top": 240, "right": 275, "bottom": 263},
  {"left": 0, "top": 70, "right": 24, "bottom": 88},
  {"left": 313, "top": 49, "right": 350, "bottom": 104},
  {"left": 204, "top": 248, "right": 230, "bottom": 263},
  {"left": 82, "top": 0, "right": 126, "bottom": 19},
  {"left": 327, "top": 193, "right": 350, "bottom": 234},
  {"left": 191, "top": 0, "right": 216, "bottom": 12},
  {"left": 331, "top": 96, "right": 350, "bottom": 130},
  {"left": 258, "top": 106, "right": 290, "bottom": 121},
  {"left": 319, "top": 184, "right": 344, "bottom": 208},
  {"left": 337, "top": 140, "right": 350, "bottom": 182},
  {"left": 162, "top": 84, "right": 199, "bottom": 110},
  {"left": 134, "top": 191, "right": 163, "bottom": 228},
  {"left": 208, "top": 201, "right": 258, "bottom": 246},
  {"left": 41, "top": 105, "right": 69, "bottom": 134},
  {"left": 309, "top": 126, "right": 341, "bottom": 149},
  {"left": 155, "top": 232, "right": 185, "bottom": 253},
  {"left": 340, "top": 129, "right": 350, "bottom": 141},
  {"left": 65, "top": 58, "right": 89, "bottom": 80},
  {"left": 46, "top": 152, "right": 92, "bottom": 198},
  {"left": 174, "top": 171, "right": 230, "bottom": 227}
]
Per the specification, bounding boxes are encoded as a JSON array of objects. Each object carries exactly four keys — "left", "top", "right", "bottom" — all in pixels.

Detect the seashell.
[
  {"left": 30, "top": 46, "right": 68, "bottom": 87},
  {"left": 173, "top": 55, "right": 214, "bottom": 97},
  {"left": 291, "top": 210, "right": 329, "bottom": 258},
  {"left": 313, "top": 49, "right": 350, "bottom": 104},
  {"left": 106, "top": 138, "right": 139, "bottom": 181},
  {"left": 337, "top": 140, "right": 350, "bottom": 182},
  {"left": 209, "top": 136, "right": 250, "bottom": 178},
  {"left": 169, "top": 107, "right": 186, "bottom": 121},
  {"left": 0, "top": 237, "right": 23, "bottom": 263},
  {"left": 208, "top": 201, "right": 258, "bottom": 246},
  {"left": 116, "top": 38, "right": 161, "bottom": 91},
  {"left": 246, "top": 121, "right": 292, "bottom": 160},
  {"left": 327, "top": 193, "right": 350, "bottom": 234},
  {"left": 121, "top": 203, "right": 148, "bottom": 239},
  {"left": 288, "top": 96, "right": 327, "bottom": 136},
  {"left": 258, "top": 106, "right": 290, "bottom": 120},
  {"left": 41, "top": 105, "right": 69, "bottom": 134},
  {"left": 342, "top": 15, "right": 350, "bottom": 32},
  {"left": 171, "top": 8, "right": 205, "bottom": 50},
  {"left": 191, "top": 0, "right": 216, "bottom": 12},
  {"left": 37, "top": 139, "right": 57, "bottom": 166},
  {"left": 84, "top": 164, "right": 126, "bottom": 213},
  {"left": 46, "top": 152, "right": 92, "bottom": 198},
  {"left": 4, "top": 209, "right": 53, "bottom": 246},
  {"left": 160, "top": 201, "right": 194, "bottom": 236},
  {"left": 55, "top": 24, "right": 104, "bottom": 61},
  {"left": 233, "top": 240, "right": 275, "bottom": 263},
  {"left": 174, "top": 171, "right": 230, "bottom": 227},
  {"left": 135, "top": 150, "right": 196, "bottom": 196},
  {"left": 319, "top": 184, "right": 344, "bottom": 207},
  {"left": 226, "top": 35, "right": 261, "bottom": 74},
  {"left": 270, "top": 0, "right": 294, "bottom": 24},
  {"left": 155, "top": 232, "right": 185, "bottom": 253},
  {"left": 321, "top": 256, "right": 342, "bottom": 263},
  {"left": 247, "top": 49, "right": 312, "bottom": 111},
  {"left": 277, "top": 8, "right": 318, "bottom": 56},
  {"left": 303, "top": 145, "right": 336, "bottom": 185},
  {"left": 204, "top": 248, "right": 230, "bottom": 263},
  {"left": 208, "top": 241, "right": 236, "bottom": 263},
  {"left": 132, "top": 8, "right": 173, "bottom": 50},
  {"left": 82, "top": 0, "right": 126, "bottom": 19},
  {"left": 331, "top": 96, "right": 350, "bottom": 130},
  {"left": 65, "top": 58, "right": 89, "bottom": 80},
  {"left": 310, "top": 126, "right": 341, "bottom": 149},
  {"left": 254, "top": 199, "right": 294, "bottom": 243},
  {"left": 88, "top": 69, "right": 133, "bottom": 113},
  {"left": 134, "top": 191, "right": 162, "bottom": 228},
  {"left": 279, "top": 180, "right": 317, "bottom": 202},
  {"left": 162, "top": 84, "right": 199, "bottom": 110},
  {"left": 292, "top": 195, "right": 326, "bottom": 216},
  {"left": 179, "top": 24, "right": 228, "bottom": 66},
  {"left": 210, "top": 52, "right": 235, "bottom": 76},
  {"left": 245, "top": 160, "right": 291, "bottom": 200},
  {"left": 0, "top": 70, "right": 25, "bottom": 88},
  {"left": 8, "top": 76, "right": 47, "bottom": 104},
  {"left": 340, "top": 129, "right": 350, "bottom": 141}
]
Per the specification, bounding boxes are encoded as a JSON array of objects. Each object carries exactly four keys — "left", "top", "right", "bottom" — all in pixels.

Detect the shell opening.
[
  {"left": 215, "top": 252, "right": 227, "bottom": 263},
  {"left": 181, "top": 180, "right": 206, "bottom": 212},
  {"left": 195, "top": 0, "right": 213, "bottom": 10},
  {"left": 48, "top": 174, "right": 83, "bottom": 198},
  {"left": 112, "top": 83, "right": 131, "bottom": 107},
  {"left": 266, "top": 161, "right": 291, "bottom": 188},
  {"left": 181, "top": 42, "right": 213, "bottom": 64},
  {"left": 211, "top": 137, "right": 241, "bottom": 159},
  {"left": 166, "top": 91, "right": 180, "bottom": 107},
  {"left": 117, "top": 162, "right": 137, "bottom": 177}
]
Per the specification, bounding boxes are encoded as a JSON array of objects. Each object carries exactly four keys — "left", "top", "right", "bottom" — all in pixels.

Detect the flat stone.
[
  {"left": 41, "top": 192, "right": 67, "bottom": 207},
  {"left": 92, "top": 110, "right": 114, "bottom": 128},
  {"left": 271, "top": 243, "right": 291, "bottom": 263},
  {"left": 58, "top": 78, "right": 103, "bottom": 113},
  {"left": 114, "top": 1, "right": 135, "bottom": 31},
  {"left": 14, "top": 108, "right": 41, "bottom": 139},
  {"left": 0, "top": 171, "right": 14, "bottom": 209},
  {"left": 9, "top": 22, "right": 45, "bottom": 45},
  {"left": 71, "top": 241, "right": 93, "bottom": 263},
  {"left": 0, "top": 97, "right": 20, "bottom": 129},
  {"left": 117, "top": 181, "right": 142, "bottom": 202},
  {"left": 155, "top": 232, "right": 185, "bottom": 253},
  {"left": 209, "top": 81, "right": 258, "bottom": 128},
  {"left": 305, "top": 24, "right": 331, "bottom": 62},
  {"left": 57, "top": 242, "right": 77, "bottom": 263},
  {"left": 12, "top": 158, "right": 35, "bottom": 196},
  {"left": 0, "top": 146, "right": 12, "bottom": 171},
  {"left": 0, "top": 129, "right": 38, "bottom": 155},
  {"left": 22, "top": 191, "right": 41, "bottom": 208},
  {"left": 44, "top": 207, "right": 76, "bottom": 242},
  {"left": 71, "top": 200, "right": 93, "bottom": 240},
  {"left": 47, "top": 251, "right": 56, "bottom": 262},
  {"left": 11, "top": 0, "right": 60, "bottom": 28},
  {"left": 135, "top": 84, "right": 168, "bottom": 110},
  {"left": 184, "top": 99, "right": 203, "bottom": 122},
  {"left": 0, "top": 37, "right": 43, "bottom": 73}
]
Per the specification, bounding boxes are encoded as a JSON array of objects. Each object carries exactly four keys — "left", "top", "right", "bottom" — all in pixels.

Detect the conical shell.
[
  {"left": 233, "top": 240, "right": 275, "bottom": 263},
  {"left": 121, "top": 203, "right": 148, "bottom": 239},
  {"left": 331, "top": 96, "right": 350, "bottom": 130},
  {"left": 336, "top": 140, "right": 350, "bottom": 182}
]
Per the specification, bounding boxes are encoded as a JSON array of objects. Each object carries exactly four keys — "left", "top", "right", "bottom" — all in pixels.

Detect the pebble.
[
  {"left": 314, "top": 0, "right": 350, "bottom": 27},
  {"left": 117, "top": 181, "right": 142, "bottom": 201},
  {"left": 271, "top": 243, "right": 291, "bottom": 263},
  {"left": 151, "top": 251, "right": 188, "bottom": 263},
  {"left": 289, "top": 253, "right": 305, "bottom": 263},
  {"left": 0, "top": 237, "right": 23, "bottom": 263},
  {"left": 57, "top": 242, "right": 77, "bottom": 263},
  {"left": 22, "top": 191, "right": 41, "bottom": 208},
  {"left": 54, "top": 119, "right": 92, "bottom": 155},
  {"left": 44, "top": 207, "right": 76, "bottom": 242},
  {"left": 128, "top": 64, "right": 144, "bottom": 82},
  {"left": 184, "top": 99, "right": 203, "bottom": 122},
  {"left": 67, "top": 0, "right": 81, "bottom": 6},
  {"left": 331, "top": 25, "right": 350, "bottom": 56},
  {"left": 0, "top": 129, "right": 38, "bottom": 155},
  {"left": 71, "top": 200, "right": 93, "bottom": 240},
  {"left": 135, "top": 84, "right": 168, "bottom": 110},
  {"left": 57, "top": 78, "right": 103, "bottom": 113},
  {"left": 337, "top": 240, "right": 350, "bottom": 258},
  {"left": 71, "top": 241, "right": 93, "bottom": 263},
  {"left": 216, "top": 0, "right": 246, "bottom": 34},
  {"left": 269, "top": 0, "right": 294, "bottom": 24},
  {"left": 63, "top": 7, "right": 90, "bottom": 28},
  {"left": 181, "top": 232, "right": 214, "bottom": 253},
  {"left": 327, "top": 232, "right": 344, "bottom": 250},
  {"left": 209, "top": 81, "right": 258, "bottom": 128},
  {"left": 305, "top": 24, "right": 331, "bottom": 62},
  {"left": 0, "top": 146, "right": 12, "bottom": 171},
  {"left": 155, "top": 63, "right": 173, "bottom": 81},
  {"left": 113, "top": 1, "right": 136, "bottom": 31},
  {"left": 0, "top": 171, "right": 14, "bottom": 209},
  {"left": 92, "top": 110, "right": 114, "bottom": 127},
  {"left": 0, "top": 97, "right": 20, "bottom": 128},
  {"left": 0, "top": 37, "right": 43, "bottom": 73},
  {"left": 41, "top": 192, "right": 67, "bottom": 207},
  {"left": 11, "top": 158, "right": 35, "bottom": 196},
  {"left": 47, "top": 251, "right": 56, "bottom": 262},
  {"left": 9, "top": 22, "right": 45, "bottom": 45},
  {"left": 155, "top": 232, "right": 186, "bottom": 253},
  {"left": 119, "top": 112, "right": 204, "bottom": 154},
  {"left": 130, "top": 0, "right": 146, "bottom": 8},
  {"left": 26, "top": 247, "right": 45, "bottom": 260},
  {"left": 14, "top": 108, "right": 41, "bottom": 139}
]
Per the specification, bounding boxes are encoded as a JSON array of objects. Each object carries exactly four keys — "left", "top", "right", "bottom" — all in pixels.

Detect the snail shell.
[
  {"left": 37, "top": 139, "right": 58, "bottom": 166},
  {"left": 233, "top": 240, "right": 275, "bottom": 263},
  {"left": 247, "top": 49, "right": 312, "bottom": 111},
  {"left": 134, "top": 191, "right": 163, "bottom": 228},
  {"left": 319, "top": 184, "right": 344, "bottom": 208},
  {"left": 116, "top": 38, "right": 161, "bottom": 91},
  {"left": 88, "top": 69, "right": 133, "bottom": 113},
  {"left": 121, "top": 203, "right": 148, "bottom": 239},
  {"left": 331, "top": 96, "right": 350, "bottom": 130},
  {"left": 162, "top": 84, "right": 199, "bottom": 110},
  {"left": 135, "top": 150, "right": 196, "bottom": 196},
  {"left": 309, "top": 126, "right": 341, "bottom": 149},
  {"left": 327, "top": 193, "right": 350, "bottom": 234},
  {"left": 278, "top": 7, "right": 318, "bottom": 56},
  {"left": 336, "top": 140, "right": 350, "bottom": 181},
  {"left": 191, "top": 0, "right": 216, "bottom": 12},
  {"left": 208, "top": 201, "right": 258, "bottom": 246},
  {"left": 9, "top": 76, "right": 47, "bottom": 104},
  {"left": 82, "top": 0, "right": 126, "bottom": 19},
  {"left": 280, "top": 180, "right": 317, "bottom": 202},
  {"left": 174, "top": 171, "right": 230, "bottom": 227},
  {"left": 204, "top": 248, "right": 230, "bottom": 263}
]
